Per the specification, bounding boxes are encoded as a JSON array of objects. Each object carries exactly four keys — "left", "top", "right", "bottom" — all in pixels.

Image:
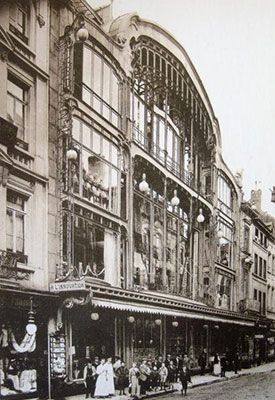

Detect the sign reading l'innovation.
[{"left": 49, "top": 280, "right": 86, "bottom": 292}]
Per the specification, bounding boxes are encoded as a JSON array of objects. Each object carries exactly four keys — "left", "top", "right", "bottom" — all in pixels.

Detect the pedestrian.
[
  {"left": 83, "top": 359, "right": 97, "bottom": 398},
  {"left": 234, "top": 351, "right": 239, "bottom": 374},
  {"left": 139, "top": 360, "right": 150, "bottom": 395},
  {"left": 105, "top": 357, "right": 115, "bottom": 396},
  {"left": 179, "top": 366, "right": 191, "bottom": 396},
  {"left": 150, "top": 366, "right": 159, "bottom": 391},
  {"left": 167, "top": 360, "right": 177, "bottom": 388},
  {"left": 128, "top": 362, "right": 140, "bottom": 398},
  {"left": 94, "top": 358, "right": 109, "bottom": 398},
  {"left": 213, "top": 354, "right": 221, "bottom": 376},
  {"left": 116, "top": 361, "right": 129, "bottom": 395},
  {"left": 182, "top": 354, "right": 190, "bottom": 369},
  {"left": 220, "top": 356, "right": 226, "bottom": 377},
  {"left": 158, "top": 362, "right": 168, "bottom": 390},
  {"left": 198, "top": 348, "right": 207, "bottom": 376}
]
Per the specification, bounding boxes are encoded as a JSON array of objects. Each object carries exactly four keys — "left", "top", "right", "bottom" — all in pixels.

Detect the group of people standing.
[
  {"left": 83, "top": 354, "right": 193, "bottom": 398},
  {"left": 128, "top": 354, "right": 193, "bottom": 398}
]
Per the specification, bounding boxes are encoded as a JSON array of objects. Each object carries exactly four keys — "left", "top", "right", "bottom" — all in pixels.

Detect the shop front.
[{"left": 0, "top": 290, "right": 54, "bottom": 399}]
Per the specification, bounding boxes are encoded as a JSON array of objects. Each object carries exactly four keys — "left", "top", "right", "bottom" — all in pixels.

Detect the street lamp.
[
  {"left": 171, "top": 189, "right": 180, "bottom": 207},
  {"left": 26, "top": 297, "right": 37, "bottom": 335},
  {"left": 139, "top": 173, "right": 149, "bottom": 192},
  {"left": 197, "top": 208, "right": 205, "bottom": 223}
]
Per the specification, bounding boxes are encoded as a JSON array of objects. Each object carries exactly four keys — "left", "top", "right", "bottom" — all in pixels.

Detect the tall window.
[
  {"left": 217, "top": 219, "right": 233, "bottom": 268},
  {"left": 82, "top": 46, "right": 120, "bottom": 127},
  {"left": 254, "top": 254, "right": 258, "bottom": 275},
  {"left": 6, "top": 190, "right": 26, "bottom": 258},
  {"left": 72, "top": 118, "right": 120, "bottom": 215},
  {"left": 217, "top": 175, "right": 233, "bottom": 217},
  {"left": 243, "top": 225, "right": 250, "bottom": 252},
  {"left": 9, "top": 2, "right": 30, "bottom": 43},
  {"left": 7, "top": 75, "right": 28, "bottom": 142}
]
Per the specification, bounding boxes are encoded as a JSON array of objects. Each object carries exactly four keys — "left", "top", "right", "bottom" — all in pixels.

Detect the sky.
[{"left": 91, "top": 0, "right": 275, "bottom": 214}]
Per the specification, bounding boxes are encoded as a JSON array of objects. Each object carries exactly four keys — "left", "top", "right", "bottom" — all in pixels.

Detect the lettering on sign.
[{"left": 49, "top": 280, "right": 86, "bottom": 292}]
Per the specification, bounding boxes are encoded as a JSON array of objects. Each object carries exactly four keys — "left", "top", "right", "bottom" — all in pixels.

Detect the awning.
[{"left": 92, "top": 299, "right": 255, "bottom": 327}]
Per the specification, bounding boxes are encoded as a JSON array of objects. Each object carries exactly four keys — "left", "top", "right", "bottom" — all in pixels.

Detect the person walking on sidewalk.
[
  {"left": 179, "top": 366, "right": 191, "bottom": 396},
  {"left": 116, "top": 361, "right": 129, "bottom": 395},
  {"left": 83, "top": 359, "right": 97, "bottom": 398},
  {"left": 198, "top": 349, "right": 207, "bottom": 376},
  {"left": 213, "top": 353, "right": 221, "bottom": 376}
]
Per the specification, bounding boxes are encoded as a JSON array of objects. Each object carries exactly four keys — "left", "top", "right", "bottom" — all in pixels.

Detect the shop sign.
[
  {"left": 50, "top": 333, "right": 66, "bottom": 377},
  {"left": 49, "top": 280, "right": 86, "bottom": 292},
  {"left": 255, "top": 334, "right": 264, "bottom": 339}
]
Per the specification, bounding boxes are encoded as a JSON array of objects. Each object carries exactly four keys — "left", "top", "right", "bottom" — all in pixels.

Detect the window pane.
[
  {"left": 93, "top": 131, "right": 101, "bottom": 154},
  {"left": 83, "top": 47, "right": 92, "bottom": 86},
  {"left": 167, "top": 126, "right": 173, "bottom": 158},
  {"left": 82, "top": 87, "right": 91, "bottom": 105},
  {"left": 102, "top": 103, "right": 110, "bottom": 120},
  {"left": 111, "top": 72, "right": 119, "bottom": 111},
  {"left": 110, "top": 168, "right": 118, "bottom": 213},
  {"left": 6, "top": 209, "right": 13, "bottom": 251},
  {"left": 93, "top": 94, "right": 101, "bottom": 113},
  {"left": 72, "top": 118, "right": 81, "bottom": 142},
  {"left": 15, "top": 100, "right": 24, "bottom": 125},
  {"left": 16, "top": 213, "right": 24, "bottom": 253},
  {"left": 8, "top": 80, "right": 24, "bottom": 100},
  {"left": 7, "top": 94, "right": 14, "bottom": 120},
  {"left": 93, "top": 52, "right": 102, "bottom": 96},
  {"left": 82, "top": 123, "right": 91, "bottom": 149},
  {"left": 103, "top": 62, "right": 110, "bottom": 104},
  {"left": 110, "top": 144, "right": 118, "bottom": 167},
  {"left": 102, "top": 137, "right": 110, "bottom": 160}
]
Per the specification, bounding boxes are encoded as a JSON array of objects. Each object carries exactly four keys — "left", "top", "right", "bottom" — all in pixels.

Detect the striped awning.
[{"left": 92, "top": 299, "right": 255, "bottom": 327}]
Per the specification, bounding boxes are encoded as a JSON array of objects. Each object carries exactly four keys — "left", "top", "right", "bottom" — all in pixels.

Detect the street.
[{"left": 165, "top": 371, "right": 275, "bottom": 400}]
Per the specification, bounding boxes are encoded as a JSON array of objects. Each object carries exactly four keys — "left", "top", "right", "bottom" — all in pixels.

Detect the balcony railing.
[
  {"left": 133, "top": 126, "right": 193, "bottom": 188},
  {"left": 0, "top": 250, "right": 29, "bottom": 280}
]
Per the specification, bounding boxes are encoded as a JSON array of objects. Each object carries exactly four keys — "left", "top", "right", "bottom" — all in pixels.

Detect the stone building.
[{"left": 0, "top": 0, "right": 274, "bottom": 398}]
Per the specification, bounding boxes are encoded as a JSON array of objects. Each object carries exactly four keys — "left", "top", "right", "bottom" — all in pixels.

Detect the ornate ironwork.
[
  {"left": 0, "top": 117, "right": 18, "bottom": 149},
  {"left": 0, "top": 250, "right": 29, "bottom": 280}
]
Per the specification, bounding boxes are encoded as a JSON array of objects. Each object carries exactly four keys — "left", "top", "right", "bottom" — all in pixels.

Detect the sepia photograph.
[{"left": 0, "top": 0, "right": 274, "bottom": 399}]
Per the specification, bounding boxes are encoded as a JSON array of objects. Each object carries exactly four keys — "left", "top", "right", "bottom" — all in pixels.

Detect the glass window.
[
  {"left": 81, "top": 46, "right": 121, "bottom": 127},
  {"left": 6, "top": 190, "right": 26, "bottom": 256},
  {"left": 217, "top": 220, "right": 233, "bottom": 268},
  {"left": 9, "top": 2, "right": 29, "bottom": 43},
  {"left": 72, "top": 118, "right": 120, "bottom": 215},
  {"left": 7, "top": 75, "right": 28, "bottom": 141},
  {"left": 93, "top": 52, "right": 102, "bottom": 96}
]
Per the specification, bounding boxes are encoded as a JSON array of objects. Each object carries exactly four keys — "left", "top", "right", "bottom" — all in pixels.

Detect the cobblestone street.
[{"left": 165, "top": 371, "right": 275, "bottom": 400}]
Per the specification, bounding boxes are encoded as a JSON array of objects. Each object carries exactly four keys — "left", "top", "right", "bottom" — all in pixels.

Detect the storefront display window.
[
  {"left": 0, "top": 298, "right": 47, "bottom": 398},
  {"left": 73, "top": 216, "right": 119, "bottom": 286},
  {"left": 69, "top": 309, "right": 115, "bottom": 380}
]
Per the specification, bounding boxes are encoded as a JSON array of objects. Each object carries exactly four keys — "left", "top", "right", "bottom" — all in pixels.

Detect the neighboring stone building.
[
  {"left": 0, "top": 0, "right": 54, "bottom": 398},
  {"left": 0, "top": 1, "right": 274, "bottom": 398}
]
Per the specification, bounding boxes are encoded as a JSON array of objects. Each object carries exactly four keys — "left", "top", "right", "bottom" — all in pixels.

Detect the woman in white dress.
[
  {"left": 105, "top": 357, "right": 115, "bottom": 396},
  {"left": 94, "top": 359, "right": 109, "bottom": 398},
  {"left": 213, "top": 353, "right": 221, "bottom": 376}
]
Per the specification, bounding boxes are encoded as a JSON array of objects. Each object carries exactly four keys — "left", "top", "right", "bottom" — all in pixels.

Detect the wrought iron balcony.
[
  {"left": 0, "top": 250, "right": 29, "bottom": 280},
  {"left": 0, "top": 117, "right": 18, "bottom": 149}
]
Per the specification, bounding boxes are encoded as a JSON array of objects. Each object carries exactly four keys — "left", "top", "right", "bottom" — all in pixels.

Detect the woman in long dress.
[
  {"left": 213, "top": 353, "right": 221, "bottom": 376},
  {"left": 105, "top": 357, "right": 115, "bottom": 396},
  {"left": 94, "top": 359, "right": 109, "bottom": 398}
]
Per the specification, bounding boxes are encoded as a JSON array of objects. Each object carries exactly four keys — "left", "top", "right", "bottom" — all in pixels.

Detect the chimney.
[{"left": 250, "top": 189, "right": 262, "bottom": 212}]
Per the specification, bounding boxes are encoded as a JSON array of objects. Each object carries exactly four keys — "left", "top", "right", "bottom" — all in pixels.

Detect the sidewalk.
[{"left": 64, "top": 361, "right": 275, "bottom": 400}]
